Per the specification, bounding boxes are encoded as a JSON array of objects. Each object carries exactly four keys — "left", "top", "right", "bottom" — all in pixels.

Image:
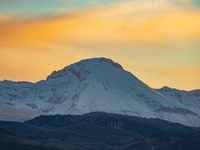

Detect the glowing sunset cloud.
[{"left": 0, "top": 0, "right": 200, "bottom": 90}]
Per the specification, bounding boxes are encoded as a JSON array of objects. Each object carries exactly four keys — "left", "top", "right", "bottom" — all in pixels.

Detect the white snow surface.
[
  {"left": 156, "top": 87, "right": 200, "bottom": 117},
  {"left": 0, "top": 57, "right": 200, "bottom": 127},
  {"left": 0, "top": 103, "right": 49, "bottom": 122}
]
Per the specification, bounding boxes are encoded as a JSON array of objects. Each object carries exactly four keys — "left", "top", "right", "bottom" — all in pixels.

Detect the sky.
[{"left": 0, "top": 0, "right": 200, "bottom": 91}]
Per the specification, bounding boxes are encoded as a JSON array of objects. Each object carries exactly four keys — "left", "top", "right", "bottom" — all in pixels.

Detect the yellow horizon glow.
[{"left": 0, "top": 0, "right": 200, "bottom": 91}]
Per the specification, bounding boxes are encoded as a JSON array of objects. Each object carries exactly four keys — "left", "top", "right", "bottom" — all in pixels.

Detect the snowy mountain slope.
[
  {"left": 156, "top": 86, "right": 200, "bottom": 117},
  {"left": 0, "top": 57, "right": 200, "bottom": 127},
  {"left": 0, "top": 104, "right": 49, "bottom": 122}
]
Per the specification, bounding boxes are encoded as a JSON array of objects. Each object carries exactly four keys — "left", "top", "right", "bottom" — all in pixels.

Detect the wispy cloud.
[
  {"left": 178, "top": 0, "right": 194, "bottom": 4},
  {"left": 0, "top": 0, "right": 200, "bottom": 49},
  {"left": 0, "top": 0, "right": 200, "bottom": 89}
]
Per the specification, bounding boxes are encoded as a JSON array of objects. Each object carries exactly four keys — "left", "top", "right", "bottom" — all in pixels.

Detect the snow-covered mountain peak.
[
  {"left": 157, "top": 86, "right": 200, "bottom": 99},
  {"left": 159, "top": 86, "right": 189, "bottom": 93},
  {"left": 1, "top": 57, "right": 200, "bottom": 127},
  {"left": 192, "top": 90, "right": 200, "bottom": 97},
  {"left": 47, "top": 57, "right": 123, "bottom": 80},
  {"left": 159, "top": 86, "right": 176, "bottom": 92}
]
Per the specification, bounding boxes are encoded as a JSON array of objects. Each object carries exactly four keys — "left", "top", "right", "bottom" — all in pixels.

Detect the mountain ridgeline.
[{"left": 0, "top": 57, "right": 200, "bottom": 127}]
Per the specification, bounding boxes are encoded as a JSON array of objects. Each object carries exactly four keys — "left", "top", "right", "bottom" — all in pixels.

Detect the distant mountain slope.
[
  {"left": 0, "top": 103, "right": 49, "bottom": 122},
  {"left": 156, "top": 86, "right": 200, "bottom": 116},
  {"left": 0, "top": 57, "right": 200, "bottom": 127}
]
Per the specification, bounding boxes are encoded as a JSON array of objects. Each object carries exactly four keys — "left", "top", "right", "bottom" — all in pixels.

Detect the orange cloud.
[
  {"left": 0, "top": 0, "right": 200, "bottom": 50},
  {"left": 0, "top": 0, "right": 200, "bottom": 90}
]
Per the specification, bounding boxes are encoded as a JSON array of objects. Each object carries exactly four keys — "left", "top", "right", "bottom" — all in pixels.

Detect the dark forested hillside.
[
  {"left": 0, "top": 112, "right": 200, "bottom": 150},
  {"left": 0, "top": 128, "right": 59, "bottom": 150},
  {"left": 25, "top": 112, "right": 199, "bottom": 134}
]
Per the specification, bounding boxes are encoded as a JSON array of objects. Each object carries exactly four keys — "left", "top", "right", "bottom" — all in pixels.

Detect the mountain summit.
[
  {"left": 47, "top": 58, "right": 123, "bottom": 80},
  {"left": 0, "top": 57, "right": 200, "bottom": 127}
]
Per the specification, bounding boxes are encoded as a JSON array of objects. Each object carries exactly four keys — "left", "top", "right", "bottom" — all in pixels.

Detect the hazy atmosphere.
[{"left": 0, "top": 0, "right": 200, "bottom": 90}]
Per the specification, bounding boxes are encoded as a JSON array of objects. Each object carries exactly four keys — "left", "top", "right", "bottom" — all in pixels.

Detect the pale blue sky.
[
  {"left": 0, "top": 0, "right": 131, "bottom": 16},
  {"left": 1, "top": 0, "right": 200, "bottom": 16}
]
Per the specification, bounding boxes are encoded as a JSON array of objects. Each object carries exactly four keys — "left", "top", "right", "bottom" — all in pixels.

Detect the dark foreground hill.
[
  {"left": 0, "top": 128, "right": 59, "bottom": 150},
  {"left": 25, "top": 112, "right": 199, "bottom": 134},
  {"left": 0, "top": 112, "right": 200, "bottom": 150}
]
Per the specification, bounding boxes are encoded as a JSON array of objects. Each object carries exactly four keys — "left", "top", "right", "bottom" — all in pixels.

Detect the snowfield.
[{"left": 0, "top": 57, "right": 200, "bottom": 127}]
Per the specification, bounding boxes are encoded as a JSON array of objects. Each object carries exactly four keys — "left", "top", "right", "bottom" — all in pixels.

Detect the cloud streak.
[
  {"left": 0, "top": 0, "right": 199, "bottom": 49},
  {"left": 0, "top": 0, "right": 200, "bottom": 90}
]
